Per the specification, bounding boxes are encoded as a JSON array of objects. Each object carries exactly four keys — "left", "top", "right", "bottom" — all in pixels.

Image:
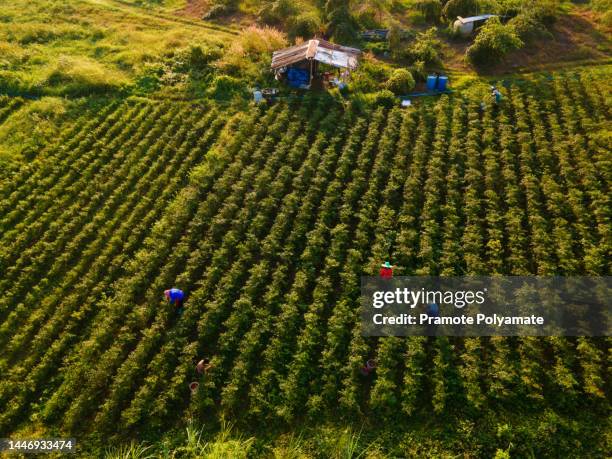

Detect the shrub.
[
  {"left": 364, "top": 41, "right": 389, "bottom": 55},
  {"left": 406, "top": 27, "right": 441, "bottom": 66},
  {"left": 411, "top": 59, "right": 427, "bottom": 82},
  {"left": 414, "top": 0, "right": 442, "bottom": 23},
  {"left": 207, "top": 75, "right": 247, "bottom": 100},
  {"left": 325, "top": 0, "right": 358, "bottom": 42},
  {"left": 355, "top": 8, "right": 381, "bottom": 29},
  {"left": 164, "top": 46, "right": 222, "bottom": 76},
  {"left": 530, "top": 0, "right": 560, "bottom": 25},
  {"left": 385, "top": 68, "right": 415, "bottom": 94},
  {"left": 508, "top": 12, "right": 552, "bottom": 43},
  {"left": 289, "top": 11, "right": 323, "bottom": 40},
  {"left": 466, "top": 18, "right": 523, "bottom": 67},
  {"left": 351, "top": 58, "right": 391, "bottom": 93},
  {"left": 188, "top": 45, "right": 222, "bottom": 71},
  {"left": 442, "top": 0, "right": 479, "bottom": 21},
  {"left": 372, "top": 89, "right": 397, "bottom": 108}
]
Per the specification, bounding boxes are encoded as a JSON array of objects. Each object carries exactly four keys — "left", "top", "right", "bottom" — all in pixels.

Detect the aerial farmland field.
[{"left": 0, "top": 0, "right": 610, "bottom": 457}]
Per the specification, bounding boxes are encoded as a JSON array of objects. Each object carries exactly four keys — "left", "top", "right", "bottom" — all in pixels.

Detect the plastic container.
[
  {"left": 426, "top": 75, "right": 438, "bottom": 91},
  {"left": 437, "top": 76, "right": 448, "bottom": 91},
  {"left": 189, "top": 382, "right": 199, "bottom": 394}
]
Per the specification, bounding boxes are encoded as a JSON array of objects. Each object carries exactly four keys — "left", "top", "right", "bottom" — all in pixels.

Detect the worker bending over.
[
  {"left": 491, "top": 86, "right": 502, "bottom": 104},
  {"left": 196, "top": 358, "right": 213, "bottom": 375},
  {"left": 379, "top": 261, "right": 394, "bottom": 279},
  {"left": 164, "top": 288, "right": 185, "bottom": 315}
]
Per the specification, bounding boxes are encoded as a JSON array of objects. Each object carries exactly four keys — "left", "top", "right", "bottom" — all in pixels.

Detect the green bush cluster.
[
  {"left": 508, "top": 10, "right": 552, "bottom": 43},
  {"left": 466, "top": 18, "right": 523, "bottom": 66},
  {"left": 289, "top": 11, "right": 323, "bottom": 40},
  {"left": 406, "top": 27, "right": 442, "bottom": 66},
  {"left": 384, "top": 68, "right": 416, "bottom": 94},
  {"left": 325, "top": 0, "right": 359, "bottom": 42},
  {"left": 415, "top": 0, "right": 443, "bottom": 23},
  {"left": 442, "top": 0, "right": 480, "bottom": 20},
  {"left": 258, "top": 0, "right": 322, "bottom": 39}
]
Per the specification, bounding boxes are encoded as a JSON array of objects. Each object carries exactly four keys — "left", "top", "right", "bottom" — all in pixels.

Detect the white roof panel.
[
  {"left": 314, "top": 48, "right": 358, "bottom": 69},
  {"left": 457, "top": 14, "right": 497, "bottom": 24}
]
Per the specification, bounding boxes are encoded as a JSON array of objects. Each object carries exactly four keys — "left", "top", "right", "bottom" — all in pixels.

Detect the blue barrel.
[
  {"left": 426, "top": 75, "right": 437, "bottom": 91},
  {"left": 437, "top": 76, "right": 448, "bottom": 91}
]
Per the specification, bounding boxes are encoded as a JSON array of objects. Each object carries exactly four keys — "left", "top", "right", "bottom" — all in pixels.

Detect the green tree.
[
  {"left": 415, "top": 0, "right": 442, "bottom": 23},
  {"left": 325, "top": 0, "right": 357, "bottom": 42},
  {"left": 442, "top": 0, "right": 479, "bottom": 21},
  {"left": 407, "top": 27, "right": 442, "bottom": 66},
  {"left": 466, "top": 18, "right": 523, "bottom": 66}
]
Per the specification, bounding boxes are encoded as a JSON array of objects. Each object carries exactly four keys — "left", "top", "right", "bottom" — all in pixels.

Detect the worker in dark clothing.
[
  {"left": 164, "top": 288, "right": 185, "bottom": 315},
  {"left": 379, "top": 261, "right": 394, "bottom": 279}
]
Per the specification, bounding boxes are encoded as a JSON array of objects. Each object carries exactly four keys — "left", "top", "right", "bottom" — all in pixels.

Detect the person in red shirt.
[
  {"left": 379, "top": 261, "right": 394, "bottom": 279},
  {"left": 360, "top": 359, "right": 377, "bottom": 376}
]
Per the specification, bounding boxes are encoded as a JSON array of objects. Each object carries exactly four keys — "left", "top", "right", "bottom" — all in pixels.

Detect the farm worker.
[
  {"left": 196, "top": 358, "right": 213, "bottom": 375},
  {"left": 427, "top": 302, "right": 440, "bottom": 317},
  {"left": 164, "top": 288, "right": 184, "bottom": 314},
  {"left": 379, "top": 261, "right": 394, "bottom": 279},
  {"left": 360, "top": 359, "right": 377, "bottom": 376},
  {"left": 491, "top": 86, "right": 502, "bottom": 104}
]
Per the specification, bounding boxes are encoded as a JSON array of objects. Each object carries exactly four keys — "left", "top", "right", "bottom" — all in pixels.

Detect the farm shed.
[
  {"left": 271, "top": 39, "right": 361, "bottom": 89},
  {"left": 453, "top": 15, "right": 498, "bottom": 36}
]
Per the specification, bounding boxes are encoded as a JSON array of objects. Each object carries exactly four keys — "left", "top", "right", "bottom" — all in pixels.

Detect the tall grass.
[
  {"left": 104, "top": 420, "right": 255, "bottom": 458},
  {"left": 0, "top": 0, "right": 232, "bottom": 96},
  {"left": 218, "top": 25, "right": 287, "bottom": 79},
  {"left": 45, "top": 56, "right": 129, "bottom": 96},
  {"left": 105, "top": 442, "right": 156, "bottom": 459}
]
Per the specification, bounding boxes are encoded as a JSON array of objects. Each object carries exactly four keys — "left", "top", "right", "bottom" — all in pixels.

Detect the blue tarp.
[{"left": 286, "top": 68, "right": 310, "bottom": 88}]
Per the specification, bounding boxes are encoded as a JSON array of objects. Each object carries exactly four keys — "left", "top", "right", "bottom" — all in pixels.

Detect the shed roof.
[
  {"left": 271, "top": 39, "right": 361, "bottom": 70},
  {"left": 456, "top": 14, "right": 497, "bottom": 24}
]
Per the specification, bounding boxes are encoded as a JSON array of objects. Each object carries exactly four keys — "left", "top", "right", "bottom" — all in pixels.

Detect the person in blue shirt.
[
  {"left": 164, "top": 288, "right": 185, "bottom": 315},
  {"left": 425, "top": 303, "right": 439, "bottom": 336},
  {"left": 491, "top": 86, "right": 502, "bottom": 104}
]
